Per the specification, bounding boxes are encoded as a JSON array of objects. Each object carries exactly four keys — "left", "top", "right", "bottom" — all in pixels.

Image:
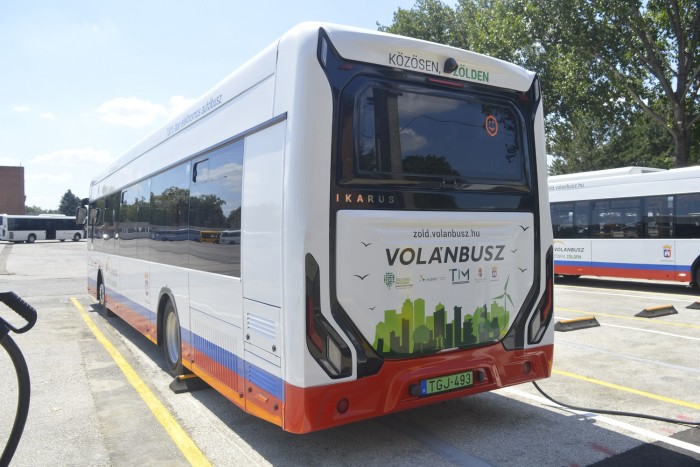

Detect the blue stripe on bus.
[
  {"left": 190, "top": 333, "right": 284, "bottom": 401},
  {"left": 93, "top": 280, "right": 284, "bottom": 401}
]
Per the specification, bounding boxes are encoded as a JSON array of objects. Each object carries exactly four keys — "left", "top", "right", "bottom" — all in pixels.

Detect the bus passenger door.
[{"left": 46, "top": 221, "right": 57, "bottom": 240}]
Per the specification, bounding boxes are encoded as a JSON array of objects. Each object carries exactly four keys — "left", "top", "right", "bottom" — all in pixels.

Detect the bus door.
[{"left": 46, "top": 221, "right": 57, "bottom": 240}]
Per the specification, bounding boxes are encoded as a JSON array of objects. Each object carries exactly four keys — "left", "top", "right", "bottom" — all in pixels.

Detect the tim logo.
[
  {"left": 450, "top": 268, "right": 470, "bottom": 284},
  {"left": 663, "top": 244, "right": 672, "bottom": 258},
  {"left": 384, "top": 272, "right": 395, "bottom": 289}
]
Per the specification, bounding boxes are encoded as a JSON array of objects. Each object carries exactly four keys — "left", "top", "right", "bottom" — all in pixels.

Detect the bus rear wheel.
[
  {"left": 162, "top": 300, "right": 184, "bottom": 376},
  {"left": 26, "top": 234, "right": 36, "bottom": 244},
  {"left": 73, "top": 233, "right": 81, "bottom": 242}
]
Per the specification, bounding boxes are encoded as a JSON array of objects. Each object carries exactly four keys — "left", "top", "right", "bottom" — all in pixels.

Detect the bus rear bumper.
[{"left": 283, "top": 343, "right": 553, "bottom": 433}]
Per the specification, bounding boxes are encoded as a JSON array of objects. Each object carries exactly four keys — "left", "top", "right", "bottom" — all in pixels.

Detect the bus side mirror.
[{"left": 76, "top": 207, "right": 88, "bottom": 226}]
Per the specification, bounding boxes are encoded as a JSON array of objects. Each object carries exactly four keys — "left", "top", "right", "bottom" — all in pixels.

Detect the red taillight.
[
  {"left": 305, "top": 253, "right": 352, "bottom": 378},
  {"left": 426, "top": 77, "right": 465, "bottom": 89},
  {"left": 306, "top": 295, "right": 323, "bottom": 352}
]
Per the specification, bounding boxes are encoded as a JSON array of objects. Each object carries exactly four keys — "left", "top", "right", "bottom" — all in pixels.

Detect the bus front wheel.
[
  {"left": 26, "top": 234, "right": 36, "bottom": 244},
  {"left": 162, "top": 300, "right": 184, "bottom": 376},
  {"left": 97, "top": 276, "right": 114, "bottom": 317},
  {"left": 73, "top": 233, "right": 81, "bottom": 242}
]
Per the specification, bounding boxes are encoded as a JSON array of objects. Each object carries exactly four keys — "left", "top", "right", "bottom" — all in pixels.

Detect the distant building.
[{"left": 0, "top": 166, "right": 25, "bottom": 214}]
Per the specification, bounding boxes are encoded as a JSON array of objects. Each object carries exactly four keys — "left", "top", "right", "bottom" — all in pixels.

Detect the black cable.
[
  {"left": 0, "top": 334, "right": 32, "bottom": 467},
  {"left": 532, "top": 381, "right": 700, "bottom": 427},
  {"left": 0, "top": 291, "right": 37, "bottom": 467}
]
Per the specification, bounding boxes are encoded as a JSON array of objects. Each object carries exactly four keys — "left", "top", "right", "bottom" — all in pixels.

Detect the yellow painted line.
[
  {"left": 71, "top": 298, "right": 211, "bottom": 466},
  {"left": 558, "top": 306, "right": 700, "bottom": 329},
  {"left": 553, "top": 369, "right": 700, "bottom": 411}
]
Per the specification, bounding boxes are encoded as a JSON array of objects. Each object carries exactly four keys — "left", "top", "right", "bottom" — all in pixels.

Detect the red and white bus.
[
  {"left": 77, "top": 23, "right": 553, "bottom": 433},
  {"left": 549, "top": 166, "right": 700, "bottom": 287}
]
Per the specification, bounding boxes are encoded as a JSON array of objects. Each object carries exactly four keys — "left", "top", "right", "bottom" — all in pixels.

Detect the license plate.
[{"left": 420, "top": 370, "right": 473, "bottom": 396}]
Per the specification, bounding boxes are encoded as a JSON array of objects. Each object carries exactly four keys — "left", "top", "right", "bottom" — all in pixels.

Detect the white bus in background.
[
  {"left": 77, "top": 22, "right": 553, "bottom": 433},
  {"left": 549, "top": 166, "right": 700, "bottom": 287},
  {"left": 0, "top": 213, "right": 84, "bottom": 243}
]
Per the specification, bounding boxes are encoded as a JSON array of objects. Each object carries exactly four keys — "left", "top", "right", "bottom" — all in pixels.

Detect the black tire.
[
  {"left": 26, "top": 234, "right": 36, "bottom": 244},
  {"left": 162, "top": 300, "right": 184, "bottom": 376},
  {"left": 73, "top": 233, "right": 81, "bottom": 242},
  {"left": 97, "top": 276, "right": 114, "bottom": 317}
]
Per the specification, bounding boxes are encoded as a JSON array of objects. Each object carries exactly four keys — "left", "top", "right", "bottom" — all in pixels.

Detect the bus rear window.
[{"left": 340, "top": 79, "right": 529, "bottom": 190}]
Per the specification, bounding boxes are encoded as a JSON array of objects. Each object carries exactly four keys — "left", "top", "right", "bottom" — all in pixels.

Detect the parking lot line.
[
  {"left": 70, "top": 298, "right": 211, "bottom": 467},
  {"left": 504, "top": 387, "right": 700, "bottom": 456},
  {"left": 553, "top": 369, "right": 700, "bottom": 411}
]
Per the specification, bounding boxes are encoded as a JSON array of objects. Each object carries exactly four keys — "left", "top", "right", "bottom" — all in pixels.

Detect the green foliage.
[
  {"left": 25, "top": 205, "right": 54, "bottom": 215},
  {"left": 378, "top": 0, "right": 459, "bottom": 45},
  {"left": 380, "top": 0, "right": 700, "bottom": 173},
  {"left": 58, "top": 189, "right": 82, "bottom": 216}
]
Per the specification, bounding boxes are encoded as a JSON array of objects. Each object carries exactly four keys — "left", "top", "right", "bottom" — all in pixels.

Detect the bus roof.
[
  {"left": 548, "top": 165, "right": 700, "bottom": 202},
  {"left": 548, "top": 166, "right": 663, "bottom": 182}
]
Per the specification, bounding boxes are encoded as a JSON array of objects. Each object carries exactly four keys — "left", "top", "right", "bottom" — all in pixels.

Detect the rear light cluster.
[
  {"left": 305, "top": 254, "right": 352, "bottom": 378},
  {"left": 528, "top": 246, "right": 554, "bottom": 343}
]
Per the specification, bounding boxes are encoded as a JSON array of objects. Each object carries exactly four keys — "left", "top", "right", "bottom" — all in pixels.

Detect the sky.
[{"left": 0, "top": 1, "right": 435, "bottom": 210}]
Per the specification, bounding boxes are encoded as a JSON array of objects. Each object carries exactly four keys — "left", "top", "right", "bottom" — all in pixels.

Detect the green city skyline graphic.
[{"left": 372, "top": 276, "right": 512, "bottom": 357}]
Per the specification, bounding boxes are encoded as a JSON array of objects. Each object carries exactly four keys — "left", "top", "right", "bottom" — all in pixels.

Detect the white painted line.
[{"left": 501, "top": 387, "right": 700, "bottom": 456}]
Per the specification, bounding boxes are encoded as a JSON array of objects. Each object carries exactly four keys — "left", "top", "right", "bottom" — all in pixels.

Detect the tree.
[
  {"left": 535, "top": 0, "right": 700, "bottom": 168},
  {"left": 378, "top": 0, "right": 459, "bottom": 46},
  {"left": 380, "top": 0, "right": 699, "bottom": 172},
  {"left": 25, "top": 205, "right": 50, "bottom": 215},
  {"left": 58, "top": 189, "right": 81, "bottom": 216}
]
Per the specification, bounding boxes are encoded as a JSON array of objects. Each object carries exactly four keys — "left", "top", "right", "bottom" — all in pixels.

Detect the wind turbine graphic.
[{"left": 493, "top": 275, "right": 514, "bottom": 315}]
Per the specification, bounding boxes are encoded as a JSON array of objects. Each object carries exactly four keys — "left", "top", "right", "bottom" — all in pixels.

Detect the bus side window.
[
  {"left": 676, "top": 193, "right": 700, "bottom": 239},
  {"left": 643, "top": 195, "right": 673, "bottom": 238}
]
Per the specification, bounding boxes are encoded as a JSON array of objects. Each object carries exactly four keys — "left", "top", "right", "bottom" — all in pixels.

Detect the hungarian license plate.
[{"left": 420, "top": 370, "right": 473, "bottom": 396}]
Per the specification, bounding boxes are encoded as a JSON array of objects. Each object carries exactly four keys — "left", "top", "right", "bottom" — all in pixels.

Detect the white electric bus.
[
  {"left": 0, "top": 213, "right": 84, "bottom": 243},
  {"left": 78, "top": 22, "right": 553, "bottom": 433},
  {"left": 549, "top": 166, "right": 700, "bottom": 287}
]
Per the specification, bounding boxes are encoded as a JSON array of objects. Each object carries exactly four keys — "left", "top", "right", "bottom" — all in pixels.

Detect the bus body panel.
[
  {"left": 119, "top": 256, "right": 155, "bottom": 339},
  {"left": 321, "top": 23, "right": 534, "bottom": 92},
  {"left": 274, "top": 27, "right": 350, "bottom": 389},
  {"left": 553, "top": 238, "right": 695, "bottom": 283},
  {"left": 283, "top": 343, "right": 553, "bottom": 433},
  {"left": 83, "top": 22, "right": 553, "bottom": 433},
  {"left": 241, "top": 123, "right": 285, "bottom": 307}
]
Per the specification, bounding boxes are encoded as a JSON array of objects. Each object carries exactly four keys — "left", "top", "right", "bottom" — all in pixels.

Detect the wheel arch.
[{"left": 690, "top": 254, "right": 700, "bottom": 288}]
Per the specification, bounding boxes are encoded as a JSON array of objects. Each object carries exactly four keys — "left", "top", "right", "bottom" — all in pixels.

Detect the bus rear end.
[{"left": 284, "top": 25, "right": 553, "bottom": 432}]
